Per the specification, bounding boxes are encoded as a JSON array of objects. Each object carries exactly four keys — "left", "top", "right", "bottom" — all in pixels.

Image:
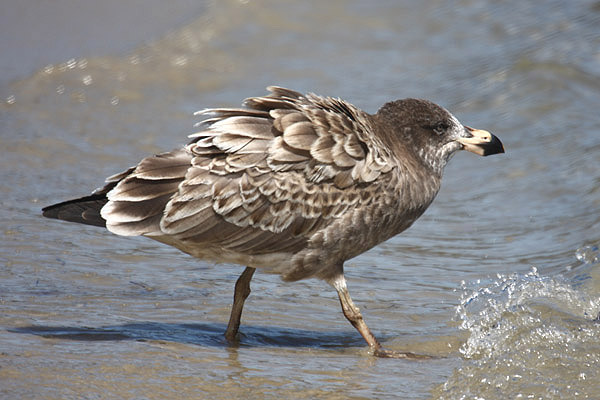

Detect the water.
[{"left": 1, "top": 0, "right": 599, "bottom": 398}]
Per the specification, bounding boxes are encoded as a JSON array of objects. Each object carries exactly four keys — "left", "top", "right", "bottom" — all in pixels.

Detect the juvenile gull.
[{"left": 43, "top": 86, "right": 504, "bottom": 358}]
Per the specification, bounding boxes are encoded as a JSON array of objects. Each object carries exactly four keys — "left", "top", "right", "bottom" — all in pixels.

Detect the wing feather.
[
  {"left": 99, "top": 87, "right": 396, "bottom": 257},
  {"left": 101, "top": 150, "right": 192, "bottom": 236}
]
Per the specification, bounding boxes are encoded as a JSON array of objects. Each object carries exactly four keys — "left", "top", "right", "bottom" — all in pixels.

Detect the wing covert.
[{"left": 104, "top": 87, "right": 397, "bottom": 256}]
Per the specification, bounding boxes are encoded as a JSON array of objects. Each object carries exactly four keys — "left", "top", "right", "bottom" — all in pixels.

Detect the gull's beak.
[{"left": 457, "top": 126, "right": 505, "bottom": 156}]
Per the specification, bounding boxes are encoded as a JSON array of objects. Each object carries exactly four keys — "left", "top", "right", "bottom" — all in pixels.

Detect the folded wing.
[{"left": 100, "top": 87, "right": 394, "bottom": 255}]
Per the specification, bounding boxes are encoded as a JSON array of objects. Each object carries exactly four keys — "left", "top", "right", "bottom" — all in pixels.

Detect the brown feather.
[{"left": 43, "top": 86, "right": 480, "bottom": 282}]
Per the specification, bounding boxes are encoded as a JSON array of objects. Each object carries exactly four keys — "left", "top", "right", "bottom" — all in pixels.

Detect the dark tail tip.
[{"left": 42, "top": 194, "right": 108, "bottom": 227}]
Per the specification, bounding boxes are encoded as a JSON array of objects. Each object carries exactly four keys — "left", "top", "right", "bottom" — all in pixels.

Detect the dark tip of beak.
[
  {"left": 481, "top": 134, "right": 505, "bottom": 156},
  {"left": 461, "top": 126, "right": 505, "bottom": 156}
]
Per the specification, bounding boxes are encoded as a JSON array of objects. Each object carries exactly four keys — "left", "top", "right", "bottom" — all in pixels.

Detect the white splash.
[{"left": 439, "top": 248, "right": 600, "bottom": 399}]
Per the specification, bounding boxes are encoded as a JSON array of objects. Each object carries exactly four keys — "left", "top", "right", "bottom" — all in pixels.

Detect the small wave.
[{"left": 437, "top": 245, "right": 600, "bottom": 399}]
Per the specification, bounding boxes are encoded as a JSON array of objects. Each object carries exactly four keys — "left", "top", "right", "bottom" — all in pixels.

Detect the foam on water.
[{"left": 437, "top": 245, "right": 600, "bottom": 398}]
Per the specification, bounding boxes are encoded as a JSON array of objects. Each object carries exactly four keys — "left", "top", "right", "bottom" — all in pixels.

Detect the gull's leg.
[
  {"left": 225, "top": 266, "right": 256, "bottom": 342},
  {"left": 329, "top": 273, "right": 427, "bottom": 359},
  {"left": 330, "top": 273, "right": 381, "bottom": 349}
]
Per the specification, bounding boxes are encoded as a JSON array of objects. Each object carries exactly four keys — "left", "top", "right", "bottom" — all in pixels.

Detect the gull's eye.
[{"left": 433, "top": 122, "right": 449, "bottom": 136}]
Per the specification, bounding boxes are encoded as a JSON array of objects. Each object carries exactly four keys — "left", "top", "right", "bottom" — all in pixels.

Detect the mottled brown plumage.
[{"left": 43, "top": 86, "right": 504, "bottom": 357}]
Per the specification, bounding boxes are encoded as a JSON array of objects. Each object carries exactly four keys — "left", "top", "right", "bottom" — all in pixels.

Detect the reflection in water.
[{"left": 11, "top": 321, "right": 367, "bottom": 349}]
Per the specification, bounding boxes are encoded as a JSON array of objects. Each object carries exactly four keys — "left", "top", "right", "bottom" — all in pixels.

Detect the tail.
[
  {"left": 42, "top": 193, "right": 109, "bottom": 227},
  {"left": 41, "top": 168, "right": 130, "bottom": 228},
  {"left": 42, "top": 150, "right": 188, "bottom": 233}
]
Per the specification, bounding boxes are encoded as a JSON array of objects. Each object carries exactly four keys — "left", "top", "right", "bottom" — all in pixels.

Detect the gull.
[{"left": 43, "top": 86, "right": 504, "bottom": 358}]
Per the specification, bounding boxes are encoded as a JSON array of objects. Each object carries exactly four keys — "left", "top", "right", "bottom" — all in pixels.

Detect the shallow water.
[{"left": 1, "top": 0, "right": 599, "bottom": 398}]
